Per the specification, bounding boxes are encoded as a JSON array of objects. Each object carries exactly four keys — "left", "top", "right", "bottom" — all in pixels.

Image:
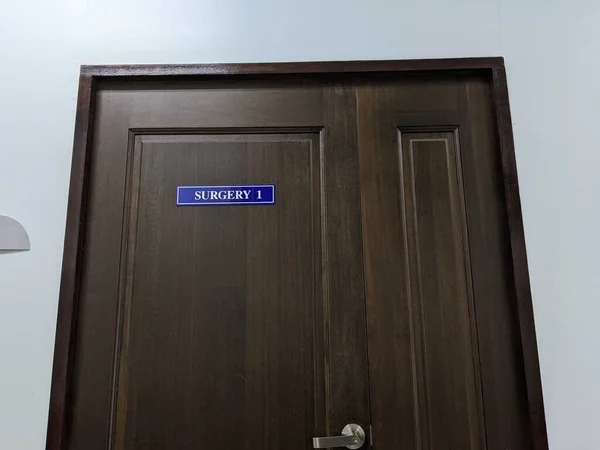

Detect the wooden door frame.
[{"left": 47, "top": 57, "right": 548, "bottom": 450}]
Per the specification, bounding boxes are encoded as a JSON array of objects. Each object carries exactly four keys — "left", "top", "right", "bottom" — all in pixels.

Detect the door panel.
[
  {"left": 62, "top": 73, "right": 534, "bottom": 450},
  {"left": 355, "top": 77, "right": 529, "bottom": 450},
  {"left": 68, "top": 82, "right": 371, "bottom": 450},
  {"left": 400, "top": 130, "right": 484, "bottom": 450},
  {"left": 456, "top": 80, "right": 532, "bottom": 450},
  {"left": 321, "top": 86, "right": 371, "bottom": 434},
  {"left": 114, "top": 133, "right": 322, "bottom": 450}
]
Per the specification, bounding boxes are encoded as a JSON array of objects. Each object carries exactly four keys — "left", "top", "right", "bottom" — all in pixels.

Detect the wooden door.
[
  {"left": 356, "top": 77, "right": 532, "bottom": 450},
  {"left": 48, "top": 61, "right": 547, "bottom": 450}
]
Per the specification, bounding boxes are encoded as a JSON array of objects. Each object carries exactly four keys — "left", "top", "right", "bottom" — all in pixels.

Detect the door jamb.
[{"left": 46, "top": 57, "right": 548, "bottom": 450}]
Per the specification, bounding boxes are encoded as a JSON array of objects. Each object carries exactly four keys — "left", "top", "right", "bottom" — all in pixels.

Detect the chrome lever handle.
[
  {"left": 313, "top": 434, "right": 358, "bottom": 448},
  {"left": 313, "top": 424, "right": 366, "bottom": 449}
]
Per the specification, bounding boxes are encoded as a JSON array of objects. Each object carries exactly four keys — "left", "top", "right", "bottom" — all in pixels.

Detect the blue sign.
[{"left": 177, "top": 185, "right": 276, "bottom": 206}]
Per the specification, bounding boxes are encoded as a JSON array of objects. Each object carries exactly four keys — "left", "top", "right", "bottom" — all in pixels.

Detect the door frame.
[{"left": 47, "top": 57, "right": 548, "bottom": 450}]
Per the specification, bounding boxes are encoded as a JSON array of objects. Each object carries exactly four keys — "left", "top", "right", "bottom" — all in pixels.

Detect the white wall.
[{"left": 1, "top": 0, "right": 598, "bottom": 448}]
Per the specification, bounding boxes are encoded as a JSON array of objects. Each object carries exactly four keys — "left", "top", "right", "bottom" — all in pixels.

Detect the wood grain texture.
[
  {"left": 491, "top": 67, "right": 549, "bottom": 450},
  {"left": 322, "top": 84, "right": 370, "bottom": 434},
  {"left": 62, "top": 79, "right": 370, "bottom": 450},
  {"left": 48, "top": 59, "right": 548, "bottom": 450},
  {"left": 356, "top": 84, "right": 418, "bottom": 450},
  {"left": 66, "top": 97, "right": 128, "bottom": 450},
  {"left": 64, "top": 81, "right": 327, "bottom": 450},
  {"left": 400, "top": 131, "right": 485, "bottom": 450},
  {"left": 108, "top": 134, "right": 322, "bottom": 450},
  {"left": 357, "top": 80, "right": 486, "bottom": 450},
  {"left": 81, "top": 57, "right": 504, "bottom": 77},
  {"left": 356, "top": 74, "right": 541, "bottom": 450},
  {"left": 46, "top": 74, "right": 95, "bottom": 450},
  {"left": 456, "top": 76, "right": 533, "bottom": 450}
]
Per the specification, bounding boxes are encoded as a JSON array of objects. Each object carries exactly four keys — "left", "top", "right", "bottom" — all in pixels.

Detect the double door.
[{"left": 61, "top": 71, "right": 533, "bottom": 450}]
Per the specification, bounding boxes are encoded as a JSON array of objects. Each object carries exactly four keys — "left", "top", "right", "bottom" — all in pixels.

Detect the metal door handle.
[{"left": 313, "top": 424, "right": 366, "bottom": 449}]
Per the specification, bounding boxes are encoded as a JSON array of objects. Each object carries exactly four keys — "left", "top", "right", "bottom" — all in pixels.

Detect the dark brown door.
[{"left": 60, "top": 71, "right": 535, "bottom": 450}]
